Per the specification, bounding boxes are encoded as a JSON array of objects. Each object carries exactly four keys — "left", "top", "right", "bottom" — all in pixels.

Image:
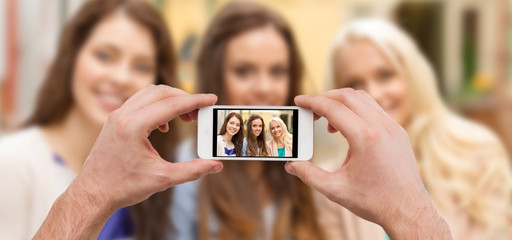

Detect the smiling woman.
[
  {"left": 0, "top": 0, "right": 178, "bottom": 239},
  {"left": 217, "top": 112, "right": 244, "bottom": 157}
]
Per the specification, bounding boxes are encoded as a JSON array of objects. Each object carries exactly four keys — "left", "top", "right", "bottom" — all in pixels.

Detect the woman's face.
[
  {"left": 334, "top": 40, "right": 413, "bottom": 126},
  {"left": 269, "top": 120, "right": 282, "bottom": 139},
  {"left": 251, "top": 118, "right": 263, "bottom": 137},
  {"left": 226, "top": 116, "right": 241, "bottom": 137},
  {"left": 223, "top": 25, "right": 289, "bottom": 106},
  {"left": 72, "top": 11, "right": 157, "bottom": 126}
]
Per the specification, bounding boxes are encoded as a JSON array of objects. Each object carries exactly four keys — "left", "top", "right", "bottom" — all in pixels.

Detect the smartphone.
[{"left": 197, "top": 105, "right": 313, "bottom": 161}]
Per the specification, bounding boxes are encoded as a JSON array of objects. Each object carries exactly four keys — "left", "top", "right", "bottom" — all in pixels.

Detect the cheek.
[
  {"left": 390, "top": 78, "right": 413, "bottom": 122},
  {"left": 72, "top": 54, "right": 102, "bottom": 96},
  {"left": 71, "top": 53, "right": 108, "bottom": 124}
]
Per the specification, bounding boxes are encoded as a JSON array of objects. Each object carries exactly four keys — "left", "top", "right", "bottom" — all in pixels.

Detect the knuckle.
[
  {"left": 341, "top": 87, "right": 356, "bottom": 95},
  {"left": 355, "top": 89, "right": 368, "bottom": 97},
  {"left": 115, "top": 117, "right": 133, "bottom": 137},
  {"left": 362, "top": 127, "right": 381, "bottom": 143},
  {"left": 190, "top": 167, "right": 203, "bottom": 181}
]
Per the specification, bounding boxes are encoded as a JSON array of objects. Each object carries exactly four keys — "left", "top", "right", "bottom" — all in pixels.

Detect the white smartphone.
[{"left": 198, "top": 105, "right": 313, "bottom": 161}]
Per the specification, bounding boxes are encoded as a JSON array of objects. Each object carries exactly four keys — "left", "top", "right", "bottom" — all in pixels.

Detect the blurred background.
[
  {"left": 1, "top": 0, "right": 511, "bottom": 157},
  {"left": 216, "top": 109, "right": 294, "bottom": 136}
]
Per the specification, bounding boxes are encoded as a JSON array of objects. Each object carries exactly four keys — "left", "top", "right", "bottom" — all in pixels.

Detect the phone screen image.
[{"left": 213, "top": 108, "right": 298, "bottom": 158}]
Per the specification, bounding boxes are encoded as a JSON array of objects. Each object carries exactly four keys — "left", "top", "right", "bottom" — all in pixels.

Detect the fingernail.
[
  {"left": 211, "top": 164, "right": 222, "bottom": 173},
  {"left": 285, "top": 163, "right": 296, "bottom": 175}
]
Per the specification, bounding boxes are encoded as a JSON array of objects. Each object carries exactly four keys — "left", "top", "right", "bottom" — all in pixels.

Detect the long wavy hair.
[
  {"left": 25, "top": 0, "right": 177, "bottom": 239},
  {"left": 245, "top": 114, "right": 269, "bottom": 157},
  {"left": 196, "top": 1, "right": 322, "bottom": 240},
  {"left": 328, "top": 18, "right": 512, "bottom": 237},
  {"left": 218, "top": 112, "right": 244, "bottom": 157},
  {"left": 268, "top": 117, "right": 293, "bottom": 152}
]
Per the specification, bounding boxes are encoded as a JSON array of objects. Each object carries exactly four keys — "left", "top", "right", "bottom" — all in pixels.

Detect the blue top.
[
  {"left": 98, "top": 207, "right": 135, "bottom": 239},
  {"left": 277, "top": 147, "right": 285, "bottom": 157},
  {"left": 225, "top": 147, "right": 236, "bottom": 156}
]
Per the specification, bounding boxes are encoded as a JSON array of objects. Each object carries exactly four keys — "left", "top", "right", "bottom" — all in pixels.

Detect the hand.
[
  {"left": 285, "top": 88, "right": 451, "bottom": 239},
  {"left": 34, "top": 85, "right": 223, "bottom": 239}
]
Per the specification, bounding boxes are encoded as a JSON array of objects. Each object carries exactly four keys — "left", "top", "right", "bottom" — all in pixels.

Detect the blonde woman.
[
  {"left": 267, "top": 117, "right": 293, "bottom": 157},
  {"left": 324, "top": 18, "right": 512, "bottom": 240}
]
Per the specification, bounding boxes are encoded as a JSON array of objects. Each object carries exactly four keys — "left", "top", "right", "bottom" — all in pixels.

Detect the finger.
[
  {"left": 134, "top": 94, "right": 217, "bottom": 134},
  {"left": 295, "top": 95, "right": 362, "bottom": 141},
  {"left": 186, "top": 109, "right": 199, "bottom": 121},
  {"left": 158, "top": 123, "right": 169, "bottom": 133},
  {"left": 163, "top": 159, "right": 223, "bottom": 186},
  {"left": 285, "top": 161, "right": 335, "bottom": 196},
  {"left": 321, "top": 89, "right": 382, "bottom": 121},
  {"left": 178, "top": 109, "right": 199, "bottom": 123},
  {"left": 314, "top": 113, "right": 321, "bottom": 121},
  {"left": 327, "top": 124, "right": 337, "bottom": 133},
  {"left": 179, "top": 113, "right": 193, "bottom": 122},
  {"left": 122, "top": 85, "right": 189, "bottom": 114}
]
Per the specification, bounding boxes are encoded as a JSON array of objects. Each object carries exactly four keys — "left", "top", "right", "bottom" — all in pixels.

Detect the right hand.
[{"left": 285, "top": 88, "right": 451, "bottom": 239}]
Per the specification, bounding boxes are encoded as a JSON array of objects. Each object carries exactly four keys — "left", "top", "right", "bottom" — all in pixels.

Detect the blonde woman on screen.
[
  {"left": 267, "top": 117, "right": 292, "bottom": 157},
  {"left": 327, "top": 18, "right": 512, "bottom": 240}
]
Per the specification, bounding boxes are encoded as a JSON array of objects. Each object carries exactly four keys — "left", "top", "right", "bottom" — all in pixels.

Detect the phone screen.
[{"left": 213, "top": 108, "right": 298, "bottom": 158}]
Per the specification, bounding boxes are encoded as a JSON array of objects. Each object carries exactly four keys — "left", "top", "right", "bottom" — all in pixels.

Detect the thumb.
[
  {"left": 285, "top": 161, "right": 334, "bottom": 195},
  {"left": 163, "top": 159, "right": 223, "bottom": 186}
]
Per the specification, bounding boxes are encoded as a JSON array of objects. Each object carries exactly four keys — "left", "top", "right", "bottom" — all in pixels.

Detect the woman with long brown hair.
[
  {"left": 171, "top": 1, "right": 323, "bottom": 240},
  {"left": 217, "top": 112, "right": 244, "bottom": 157},
  {"left": 0, "top": 0, "right": 178, "bottom": 239},
  {"left": 242, "top": 114, "right": 269, "bottom": 157}
]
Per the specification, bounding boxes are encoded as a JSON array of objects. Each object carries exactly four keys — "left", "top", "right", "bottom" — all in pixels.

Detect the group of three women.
[
  {"left": 217, "top": 113, "right": 292, "bottom": 157},
  {"left": 0, "top": 0, "right": 510, "bottom": 239}
]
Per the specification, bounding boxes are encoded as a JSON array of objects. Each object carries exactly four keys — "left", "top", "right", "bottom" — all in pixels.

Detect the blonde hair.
[
  {"left": 328, "top": 18, "right": 512, "bottom": 236},
  {"left": 268, "top": 117, "right": 293, "bottom": 151}
]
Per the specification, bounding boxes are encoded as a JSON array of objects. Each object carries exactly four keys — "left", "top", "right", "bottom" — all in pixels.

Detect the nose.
[
  {"left": 252, "top": 72, "right": 272, "bottom": 99},
  {"left": 110, "top": 61, "right": 132, "bottom": 86},
  {"left": 365, "top": 81, "right": 384, "bottom": 106}
]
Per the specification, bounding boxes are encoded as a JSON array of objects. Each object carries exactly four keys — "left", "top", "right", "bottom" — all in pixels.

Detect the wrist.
[
  {"left": 33, "top": 178, "right": 114, "bottom": 239},
  {"left": 55, "top": 178, "right": 113, "bottom": 237},
  {"left": 383, "top": 194, "right": 452, "bottom": 240}
]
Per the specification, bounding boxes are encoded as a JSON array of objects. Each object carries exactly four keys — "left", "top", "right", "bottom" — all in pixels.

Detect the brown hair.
[
  {"left": 218, "top": 112, "right": 244, "bottom": 156},
  {"left": 25, "top": 0, "right": 176, "bottom": 239},
  {"left": 197, "top": 1, "right": 322, "bottom": 239},
  {"left": 196, "top": 1, "right": 302, "bottom": 105},
  {"left": 245, "top": 114, "right": 269, "bottom": 157}
]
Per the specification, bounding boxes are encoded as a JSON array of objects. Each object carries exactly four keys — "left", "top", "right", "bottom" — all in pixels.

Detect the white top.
[
  {"left": 216, "top": 135, "right": 236, "bottom": 156},
  {"left": 0, "top": 127, "right": 75, "bottom": 239}
]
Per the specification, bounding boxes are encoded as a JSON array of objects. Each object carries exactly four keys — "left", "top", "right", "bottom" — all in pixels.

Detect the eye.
[
  {"left": 135, "top": 63, "right": 153, "bottom": 74},
  {"left": 344, "top": 77, "right": 364, "bottom": 90},
  {"left": 378, "top": 69, "right": 394, "bottom": 82},
  {"left": 270, "top": 66, "right": 288, "bottom": 79},
  {"left": 234, "top": 66, "right": 252, "bottom": 79},
  {"left": 95, "top": 50, "right": 112, "bottom": 62}
]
